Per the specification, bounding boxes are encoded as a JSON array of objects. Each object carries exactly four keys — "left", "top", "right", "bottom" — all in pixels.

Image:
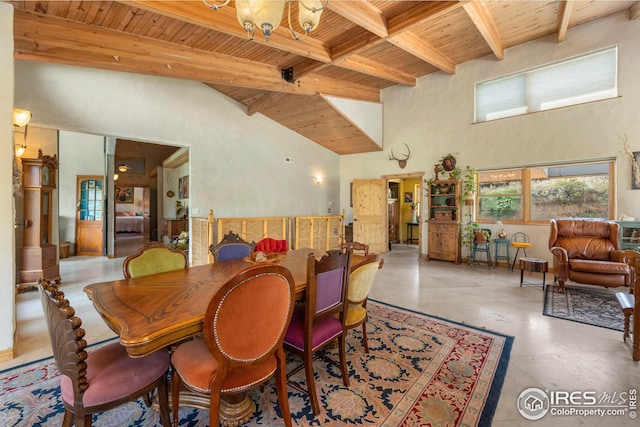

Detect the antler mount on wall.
[{"left": 389, "top": 143, "right": 411, "bottom": 169}]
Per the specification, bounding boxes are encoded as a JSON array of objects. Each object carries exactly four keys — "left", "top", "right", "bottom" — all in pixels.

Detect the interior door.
[
  {"left": 75, "top": 176, "right": 104, "bottom": 256},
  {"left": 352, "top": 179, "right": 388, "bottom": 253}
]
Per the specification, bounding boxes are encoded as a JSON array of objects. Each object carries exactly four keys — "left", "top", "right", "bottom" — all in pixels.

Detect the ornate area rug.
[
  {"left": 0, "top": 301, "right": 513, "bottom": 427},
  {"left": 543, "top": 284, "right": 624, "bottom": 331}
]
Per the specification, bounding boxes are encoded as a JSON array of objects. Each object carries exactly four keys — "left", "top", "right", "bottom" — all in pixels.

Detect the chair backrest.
[
  {"left": 38, "top": 279, "right": 88, "bottom": 408},
  {"left": 123, "top": 243, "right": 188, "bottom": 278},
  {"left": 255, "top": 237, "right": 288, "bottom": 253},
  {"left": 474, "top": 229, "right": 491, "bottom": 244},
  {"left": 549, "top": 218, "right": 619, "bottom": 260},
  {"left": 512, "top": 232, "right": 530, "bottom": 244},
  {"left": 209, "top": 231, "right": 256, "bottom": 262},
  {"left": 339, "top": 241, "right": 369, "bottom": 256},
  {"left": 203, "top": 264, "right": 295, "bottom": 370},
  {"left": 348, "top": 254, "right": 382, "bottom": 306},
  {"left": 305, "top": 249, "right": 351, "bottom": 324}
]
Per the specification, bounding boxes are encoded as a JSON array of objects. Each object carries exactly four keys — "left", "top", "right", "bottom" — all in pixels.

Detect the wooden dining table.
[
  {"left": 83, "top": 248, "right": 366, "bottom": 358},
  {"left": 83, "top": 248, "right": 366, "bottom": 425}
]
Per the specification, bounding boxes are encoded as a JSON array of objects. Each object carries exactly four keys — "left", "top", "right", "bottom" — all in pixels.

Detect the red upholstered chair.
[
  {"left": 255, "top": 237, "right": 289, "bottom": 253},
  {"left": 170, "top": 264, "right": 296, "bottom": 427},
  {"left": 283, "top": 249, "right": 351, "bottom": 415},
  {"left": 38, "top": 279, "right": 171, "bottom": 427}
]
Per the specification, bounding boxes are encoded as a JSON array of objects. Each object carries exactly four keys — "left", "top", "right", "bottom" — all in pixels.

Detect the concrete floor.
[{"left": 2, "top": 242, "right": 638, "bottom": 426}]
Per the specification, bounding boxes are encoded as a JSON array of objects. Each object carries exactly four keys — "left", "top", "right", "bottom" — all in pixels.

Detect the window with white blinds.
[{"left": 475, "top": 46, "right": 618, "bottom": 123}]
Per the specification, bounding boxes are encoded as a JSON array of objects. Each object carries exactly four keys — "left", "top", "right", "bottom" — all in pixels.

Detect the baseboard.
[{"left": 0, "top": 346, "right": 16, "bottom": 362}]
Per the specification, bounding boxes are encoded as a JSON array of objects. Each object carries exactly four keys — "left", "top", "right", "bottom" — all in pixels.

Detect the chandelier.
[{"left": 202, "top": 0, "right": 327, "bottom": 42}]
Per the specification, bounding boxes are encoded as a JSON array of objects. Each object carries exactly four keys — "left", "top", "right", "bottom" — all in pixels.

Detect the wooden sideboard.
[{"left": 163, "top": 219, "right": 188, "bottom": 240}]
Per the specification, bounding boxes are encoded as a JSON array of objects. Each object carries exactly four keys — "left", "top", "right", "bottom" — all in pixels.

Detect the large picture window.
[
  {"left": 475, "top": 46, "right": 618, "bottom": 122},
  {"left": 477, "top": 161, "right": 613, "bottom": 223}
]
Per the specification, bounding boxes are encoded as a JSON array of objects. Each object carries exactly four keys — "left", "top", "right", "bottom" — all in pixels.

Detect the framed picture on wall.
[
  {"left": 115, "top": 186, "right": 134, "bottom": 203},
  {"left": 178, "top": 175, "right": 189, "bottom": 199},
  {"left": 404, "top": 192, "right": 413, "bottom": 203}
]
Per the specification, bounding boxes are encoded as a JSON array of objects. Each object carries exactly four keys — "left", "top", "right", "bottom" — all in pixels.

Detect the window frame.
[{"left": 475, "top": 160, "right": 615, "bottom": 225}]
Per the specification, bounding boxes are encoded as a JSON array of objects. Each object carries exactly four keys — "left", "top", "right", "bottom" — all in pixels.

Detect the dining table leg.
[{"left": 155, "top": 389, "right": 254, "bottom": 426}]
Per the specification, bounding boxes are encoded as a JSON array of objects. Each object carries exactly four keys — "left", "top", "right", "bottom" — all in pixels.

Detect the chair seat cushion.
[
  {"left": 511, "top": 242, "right": 532, "bottom": 248},
  {"left": 60, "top": 341, "right": 169, "bottom": 408},
  {"left": 171, "top": 338, "right": 277, "bottom": 394},
  {"left": 569, "top": 259, "right": 630, "bottom": 275},
  {"left": 284, "top": 306, "right": 343, "bottom": 352},
  {"left": 345, "top": 304, "right": 366, "bottom": 327}
]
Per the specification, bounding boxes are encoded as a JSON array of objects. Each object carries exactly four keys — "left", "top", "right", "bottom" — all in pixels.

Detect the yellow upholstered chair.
[
  {"left": 339, "top": 241, "right": 369, "bottom": 256},
  {"left": 345, "top": 253, "right": 383, "bottom": 353},
  {"left": 510, "top": 232, "right": 532, "bottom": 271},
  {"left": 122, "top": 243, "right": 188, "bottom": 278}
]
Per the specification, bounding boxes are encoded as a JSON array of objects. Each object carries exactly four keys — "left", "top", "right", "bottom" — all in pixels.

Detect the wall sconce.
[
  {"left": 114, "top": 173, "right": 119, "bottom": 181},
  {"left": 13, "top": 108, "right": 32, "bottom": 157},
  {"left": 316, "top": 175, "right": 323, "bottom": 184}
]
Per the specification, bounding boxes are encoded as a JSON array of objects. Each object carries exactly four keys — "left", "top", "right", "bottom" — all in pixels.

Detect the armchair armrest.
[
  {"left": 610, "top": 250, "right": 627, "bottom": 263},
  {"left": 550, "top": 246, "right": 569, "bottom": 280}
]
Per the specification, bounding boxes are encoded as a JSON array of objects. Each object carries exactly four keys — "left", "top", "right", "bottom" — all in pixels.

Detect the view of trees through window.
[{"left": 477, "top": 163, "right": 611, "bottom": 223}]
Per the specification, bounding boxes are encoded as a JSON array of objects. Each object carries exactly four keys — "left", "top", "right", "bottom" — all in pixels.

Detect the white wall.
[
  {"left": 13, "top": 61, "right": 340, "bottom": 220},
  {"left": 0, "top": 2, "right": 15, "bottom": 359},
  {"left": 340, "top": 11, "right": 640, "bottom": 261}
]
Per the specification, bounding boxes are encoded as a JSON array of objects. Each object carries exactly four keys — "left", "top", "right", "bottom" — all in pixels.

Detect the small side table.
[
  {"left": 519, "top": 257, "right": 548, "bottom": 290},
  {"left": 406, "top": 222, "right": 419, "bottom": 244},
  {"left": 493, "top": 238, "right": 510, "bottom": 269}
]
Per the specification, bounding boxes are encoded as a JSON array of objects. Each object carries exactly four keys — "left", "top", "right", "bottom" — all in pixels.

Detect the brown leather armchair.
[{"left": 549, "top": 218, "right": 632, "bottom": 292}]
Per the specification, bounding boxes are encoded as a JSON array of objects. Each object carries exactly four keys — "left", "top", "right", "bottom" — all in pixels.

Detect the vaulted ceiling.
[{"left": 9, "top": 1, "right": 640, "bottom": 154}]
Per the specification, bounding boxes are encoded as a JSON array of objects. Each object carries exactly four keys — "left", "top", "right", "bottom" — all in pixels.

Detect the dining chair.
[
  {"left": 510, "top": 231, "right": 532, "bottom": 271},
  {"left": 345, "top": 253, "right": 383, "bottom": 353},
  {"left": 122, "top": 243, "right": 188, "bottom": 278},
  {"left": 37, "top": 278, "right": 171, "bottom": 427},
  {"left": 209, "top": 231, "right": 256, "bottom": 262},
  {"left": 470, "top": 228, "right": 492, "bottom": 269},
  {"left": 339, "top": 241, "right": 369, "bottom": 256},
  {"left": 283, "top": 249, "right": 352, "bottom": 415},
  {"left": 255, "top": 237, "right": 288, "bottom": 253},
  {"left": 170, "top": 264, "right": 296, "bottom": 427}
]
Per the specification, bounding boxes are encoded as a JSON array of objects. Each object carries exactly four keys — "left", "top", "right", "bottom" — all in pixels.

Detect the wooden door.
[
  {"left": 352, "top": 179, "right": 387, "bottom": 253},
  {"left": 75, "top": 176, "right": 104, "bottom": 256}
]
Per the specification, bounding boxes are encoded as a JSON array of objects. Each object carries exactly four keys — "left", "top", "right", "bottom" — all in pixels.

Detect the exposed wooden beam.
[
  {"left": 463, "top": 0, "right": 504, "bottom": 60},
  {"left": 333, "top": 55, "right": 416, "bottom": 86},
  {"left": 557, "top": 0, "right": 575, "bottom": 43},
  {"left": 630, "top": 2, "right": 640, "bottom": 20},
  {"left": 387, "top": 32, "right": 456, "bottom": 75},
  {"left": 328, "top": 0, "right": 388, "bottom": 38},
  {"left": 13, "top": 10, "right": 379, "bottom": 101},
  {"left": 123, "top": 0, "right": 332, "bottom": 63}
]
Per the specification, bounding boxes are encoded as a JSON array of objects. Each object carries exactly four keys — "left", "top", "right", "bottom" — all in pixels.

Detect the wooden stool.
[
  {"left": 615, "top": 292, "right": 634, "bottom": 341},
  {"left": 519, "top": 257, "right": 548, "bottom": 290}
]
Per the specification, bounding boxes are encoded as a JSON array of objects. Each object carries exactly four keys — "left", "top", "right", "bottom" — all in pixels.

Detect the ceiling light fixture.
[
  {"left": 13, "top": 108, "right": 32, "bottom": 157},
  {"left": 202, "top": 0, "right": 327, "bottom": 42},
  {"left": 118, "top": 164, "right": 130, "bottom": 173}
]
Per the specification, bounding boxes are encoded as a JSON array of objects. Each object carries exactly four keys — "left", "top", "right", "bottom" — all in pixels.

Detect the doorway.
[
  {"left": 75, "top": 175, "right": 104, "bottom": 256},
  {"left": 383, "top": 173, "right": 424, "bottom": 251}
]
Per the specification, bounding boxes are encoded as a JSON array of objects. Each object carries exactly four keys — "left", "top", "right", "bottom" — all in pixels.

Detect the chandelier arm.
[
  {"left": 299, "top": 0, "right": 329, "bottom": 13},
  {"left": 202, "top": 0, "right": 230, "bottom": 11},
  {"left": 287, "top": 1, "right": 301, "bottom": 41}
]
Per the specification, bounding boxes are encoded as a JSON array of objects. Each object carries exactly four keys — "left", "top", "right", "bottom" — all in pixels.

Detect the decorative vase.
[
  {"left": 411, "top": 210, "right": 417, "bottom": 223},
  {"left": 498, "top": 229, "right": 507, "bottom": 239}
]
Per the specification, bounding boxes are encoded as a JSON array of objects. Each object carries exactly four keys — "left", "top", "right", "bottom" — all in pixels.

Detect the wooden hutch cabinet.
[
  {"left": 19, "top": 151, "right": 60, "bottom": 289},
  {"left": 426, "top": 179, "right": 461, "bottom": 263}
]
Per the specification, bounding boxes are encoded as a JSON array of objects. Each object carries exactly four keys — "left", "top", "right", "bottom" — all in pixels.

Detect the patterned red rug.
[{"left": 0, "top": 301, "right": 512, "bottom": 426}]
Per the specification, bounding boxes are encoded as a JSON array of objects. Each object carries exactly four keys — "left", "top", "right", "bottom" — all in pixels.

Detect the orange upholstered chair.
[
  {"left": 170, "top": 264, "right": 296, "bottom": 427},
  {"left": 38, "top": 278, "right": 171, "bottom": 427}
]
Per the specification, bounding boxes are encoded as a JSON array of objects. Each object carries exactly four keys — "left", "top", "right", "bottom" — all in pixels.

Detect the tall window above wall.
[
  {"left": 475, "top": 46, "right": 618, "bottom": 123},
  {"left": 477, "top": 161, "right": 614, "bottom": 224}
]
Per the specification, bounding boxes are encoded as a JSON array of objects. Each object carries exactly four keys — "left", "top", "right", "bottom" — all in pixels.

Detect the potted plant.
[{"left": 461, "top": 165, "right": 477, "bottom": 205}]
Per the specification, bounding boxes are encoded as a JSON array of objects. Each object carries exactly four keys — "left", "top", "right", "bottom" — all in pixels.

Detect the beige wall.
[{"left": 341, "top": 11, "right": 640, "bottom": 261}]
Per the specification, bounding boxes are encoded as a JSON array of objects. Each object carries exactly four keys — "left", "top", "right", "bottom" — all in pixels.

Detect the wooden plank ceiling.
[{"left": 9, "top": 0, "right": 640, "bottom": 154}]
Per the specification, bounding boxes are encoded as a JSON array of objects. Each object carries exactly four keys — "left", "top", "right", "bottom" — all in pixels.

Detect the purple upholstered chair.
[
  {"left": 283, "top": 248, "right": 351, "bottom": 415},
  {"left": 209, "top": 231, "right": 256, "bottom": 262}
]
